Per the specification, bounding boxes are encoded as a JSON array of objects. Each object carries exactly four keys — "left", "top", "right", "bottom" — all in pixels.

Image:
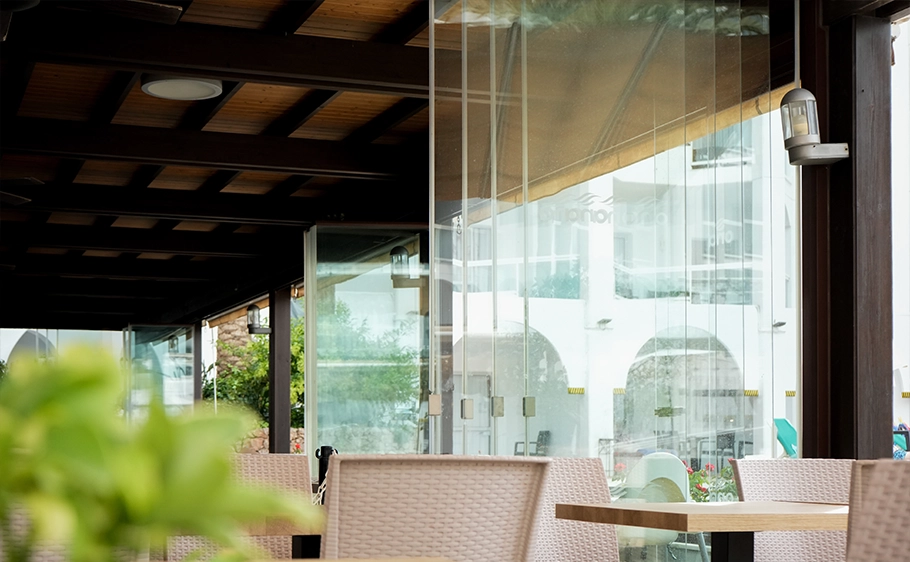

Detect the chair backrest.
[
  {"left": 731, "top": 458, "right": 853, "bottom": 562},
  {"left": 532, "top": 457, "right": 620, "bottom": 562},
  {"left": 536, "top": 431, "right": 551, "bottom": 454},
  {"left": 233, "top": 453, "right": 313, "bottom": 499},
  {"left": 320, "top": 455, "right": 550, "bottom": 561},
  {"left": 773, "top": 418, "right": 798, "bottom": 457},
  {"left": 169, "top": 454, "right": 312, "bottom": 561},
  {"left": 846, "top": 460, "right": 910, "bottom": 561}
]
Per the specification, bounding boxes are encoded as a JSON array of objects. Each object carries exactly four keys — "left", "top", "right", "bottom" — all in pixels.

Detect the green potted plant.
[{"left": 0, "top": 347, "right": 322, "bottom": 562}]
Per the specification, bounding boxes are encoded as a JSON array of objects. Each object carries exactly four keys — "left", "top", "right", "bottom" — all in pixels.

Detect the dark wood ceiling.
[{"left": 0, "top": 0, "right": 446, "bottom": 330}]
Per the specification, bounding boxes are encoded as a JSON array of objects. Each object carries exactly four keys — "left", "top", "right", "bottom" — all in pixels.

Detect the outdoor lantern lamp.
[
  {"left": 780, "top": 88, "right": 849, "bottom": 166},
  {"left": 247, "top": 304, "right": 272, "bottom": 335},
  {"left": 389, "top": 245, "right": 426, "bottom": 288}
]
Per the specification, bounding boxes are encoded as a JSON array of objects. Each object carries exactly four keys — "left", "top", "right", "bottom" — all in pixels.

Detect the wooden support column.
[
  {"left": 269, "top": 286, "right": 292, "bottom": 453},
  {"left": 800, "top": 0, "right": 832, "bottom": 459},
  {"left": 826, "top": 15, "right": 893, "bottom": 460}
]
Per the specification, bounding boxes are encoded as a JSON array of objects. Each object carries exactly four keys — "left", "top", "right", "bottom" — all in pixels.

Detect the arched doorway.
[{"left": 616, "top": 327, "right": 745, "bottom": 468}]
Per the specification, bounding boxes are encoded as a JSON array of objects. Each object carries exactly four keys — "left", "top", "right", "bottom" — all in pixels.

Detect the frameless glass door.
[{"left": 124, "top": 325, "right": 194, "bottom": 419}]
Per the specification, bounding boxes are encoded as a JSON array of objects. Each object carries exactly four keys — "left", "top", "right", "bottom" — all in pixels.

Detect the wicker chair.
[
  {"left": 168, "top": 453, "right": 312, "bottom": 561},
  {"left": 845, "top": 459, "right": 910, "bottom": 561},
  {"left": 532, "top": 457, "right": 620, "bottom": 562},
  {"left": 319, "top": 455, "right": 550, "bottom": 561},
  {"left": 730, "top": 458, "right": 853, "bottom": 562}
]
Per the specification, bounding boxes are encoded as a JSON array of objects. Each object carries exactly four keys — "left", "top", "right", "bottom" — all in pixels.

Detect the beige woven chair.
[
  {"left": 168, "top": 453, "right": 312, "bottom": 561},
  {"left": 532, "top": 457, "right": 620, "bottom": 562},
  {"left": 730, "top": 458, "right": 853, "bottom": 562},
  {"left": 845, "top": 459, "right": 910, "bottom": 561},
  {"left": 319, "top": 455, "right": 550, "bottom": 561}
]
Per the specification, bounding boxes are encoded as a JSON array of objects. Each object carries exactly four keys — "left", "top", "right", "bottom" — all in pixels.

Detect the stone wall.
[
  {"left": 238, "top": 427, "right": 305, "bottom": 454},
  {"left": 217, "top": 316, "right": 252, "bottom": 369}
]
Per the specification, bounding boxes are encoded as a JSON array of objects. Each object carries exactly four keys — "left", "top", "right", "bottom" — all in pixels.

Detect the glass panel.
[
  {"left": 312, "top": 228, "right": 427, "bottom": 454},
  {"left": 125, "top": 325, "right": 194, "bottom": 419},
  {"left": 893, "top": 20, "right": 909, "bottom": 445},
  {"left": 432, "top": 3, "right": 794, "bottom": 552}
]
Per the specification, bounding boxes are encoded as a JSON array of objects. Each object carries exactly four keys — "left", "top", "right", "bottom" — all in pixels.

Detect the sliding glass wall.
[{"left": 431, "top": 0, "right": 796, "bottom": 483}]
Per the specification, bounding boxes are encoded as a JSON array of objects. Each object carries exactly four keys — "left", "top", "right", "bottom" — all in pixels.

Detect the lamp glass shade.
[
  {"left": 390, "top": 246, "right": 410, "bottom": 279},
  {"left": 780, "top": 88, "right": 820, "bottom": 149},
  {"left": 247, "top": 305, "right": 261, "bottom": 329}
]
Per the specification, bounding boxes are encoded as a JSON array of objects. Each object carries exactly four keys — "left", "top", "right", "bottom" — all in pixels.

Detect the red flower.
[
  {"left": 687, "top": 467, "right": 694, "bottom": 474},
  {"left": 614, "top": 463, "right": 627, "bottom": 473},
  {"left": 293, "top": 443, "right": 302, "bottom": 452},
  {"left": 705, "top": 463, "right": 716, "bottom": 472},
  {"left": 681, "top": 459, "right": 688, "bottom": 467},
  {"left": 696, "top": 483, "right": 707, "bottom": 493}
]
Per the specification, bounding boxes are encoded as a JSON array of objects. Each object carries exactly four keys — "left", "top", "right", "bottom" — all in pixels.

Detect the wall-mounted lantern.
[
  {"left": 389, "top": 245, "right": 426, "bottom": 289},
  {"left": 247, "top": 304, "right": 272, "bottom": 335},
  {"left": 780, "top": 88, "right": 849, "bottom": 166}
]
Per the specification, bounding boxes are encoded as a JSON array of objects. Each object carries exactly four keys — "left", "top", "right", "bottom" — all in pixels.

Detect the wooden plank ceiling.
[{"left": 0, "top": 0, "right": 438, "bottom": 330}]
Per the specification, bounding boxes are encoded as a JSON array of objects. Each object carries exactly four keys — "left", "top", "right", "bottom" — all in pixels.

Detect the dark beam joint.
[
  {"left": 197, "top": 170, "right": 242, "bottom": 194},
  {"left": 262, "top": 90, "right": 340, "bottom": 137},
  {"left": 91, "top": 70, "right": 141, "bottom": 123},
  {"left": 345, "top": 98, "right": 429, "bottom": 144},
  {"left": 177, "top": 80, "right": 243, "bottom": 130},
  {"left": 263, "top": 0, "right": 325, "bottom": 35}
]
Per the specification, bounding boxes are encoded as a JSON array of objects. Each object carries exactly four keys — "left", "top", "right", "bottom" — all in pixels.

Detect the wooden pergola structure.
[
  {"left": 1, "top": 0, "right": 908, "bottom": 463},
  {"left": 0, "top": 0, "right": 441, "bottom": 330}
]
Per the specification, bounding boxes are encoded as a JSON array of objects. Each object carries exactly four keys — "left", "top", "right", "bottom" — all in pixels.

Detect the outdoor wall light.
[
  {"left": 247, "top": 304, "right": 272, "bottom": 335},
  {"left": 389, "top": 245, "right": 426, "bottom": 289},
  {"left": 780, "top": 88, "right": 849, "bottom": 166}
]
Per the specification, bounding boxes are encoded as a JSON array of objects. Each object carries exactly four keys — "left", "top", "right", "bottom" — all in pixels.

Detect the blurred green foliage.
[{"left": 0, "top": 348, "right": 322, "bottom": 562}]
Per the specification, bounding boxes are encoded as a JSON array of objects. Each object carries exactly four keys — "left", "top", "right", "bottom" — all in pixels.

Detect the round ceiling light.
[{"left": 140, "top": 75, "right": 223, "bottom": 101}]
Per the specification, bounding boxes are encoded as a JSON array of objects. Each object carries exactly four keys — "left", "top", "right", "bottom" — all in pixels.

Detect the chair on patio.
[
  {"left": 319, "top": 454, "right": 549, "bottom": 561},
  {"left": 845, "top": 460, "right": 910, "bottom": 561},
  {"left": 730, "top": 458, "right": 853, "bottom": 562},
  {"left": 167, "top": 453, "right": 312, "bottom": 561},
  {"left": 515, "top": 430, "right": 551, "bottom": 456},
  {"left": 532, "top": 457, "right": 620, "bottom": 561}
]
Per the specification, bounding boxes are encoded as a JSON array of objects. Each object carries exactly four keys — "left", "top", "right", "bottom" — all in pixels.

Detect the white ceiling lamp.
[{"left": 140, "top": 75, "right": 223, "bottom": 101}]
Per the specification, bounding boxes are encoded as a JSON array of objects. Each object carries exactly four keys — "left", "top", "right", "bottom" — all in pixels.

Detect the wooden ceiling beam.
[
  {"left": 9, "top": 10, "right": 429, "bottom": 97},
  {"left": 5, "top": 181, "right": 421, "bottom": 225},
  {"left": 0, "top": 277, "right": 201, "bottom": 300},
  {"left": 3, "top": 255, "right": 229, "bottom": 282},
  {"left": 7, "top": 183, "right": 317, "bottom": 225},
  {"left": 3, "top": 118, "right": 404, "bottom": 179},
  {"left": 3, "top": 222, "right": 279, "bottom": 258}
]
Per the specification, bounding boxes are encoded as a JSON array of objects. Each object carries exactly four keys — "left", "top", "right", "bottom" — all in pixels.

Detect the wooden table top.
[{"left": 555, "top": 501, "right": 849, "bottom": 533}]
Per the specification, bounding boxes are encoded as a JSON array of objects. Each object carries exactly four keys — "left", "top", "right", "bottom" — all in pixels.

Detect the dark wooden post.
[
  {"left": 826, "top": 14, "right": 893, "bottom": 460},
  {"left": 269, "top": 286, "right": 292, "bottom": 453}
]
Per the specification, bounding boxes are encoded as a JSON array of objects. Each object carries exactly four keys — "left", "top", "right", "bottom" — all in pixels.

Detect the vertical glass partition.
[
  {"left": 431, "top": 0, "right": 797, "bottom": 484},
  {"left": 124, "top": 325, "right": 195, "bottom": 419},
  {"left": 306, "top": 227, "right": 428, "bottom": 456}
]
